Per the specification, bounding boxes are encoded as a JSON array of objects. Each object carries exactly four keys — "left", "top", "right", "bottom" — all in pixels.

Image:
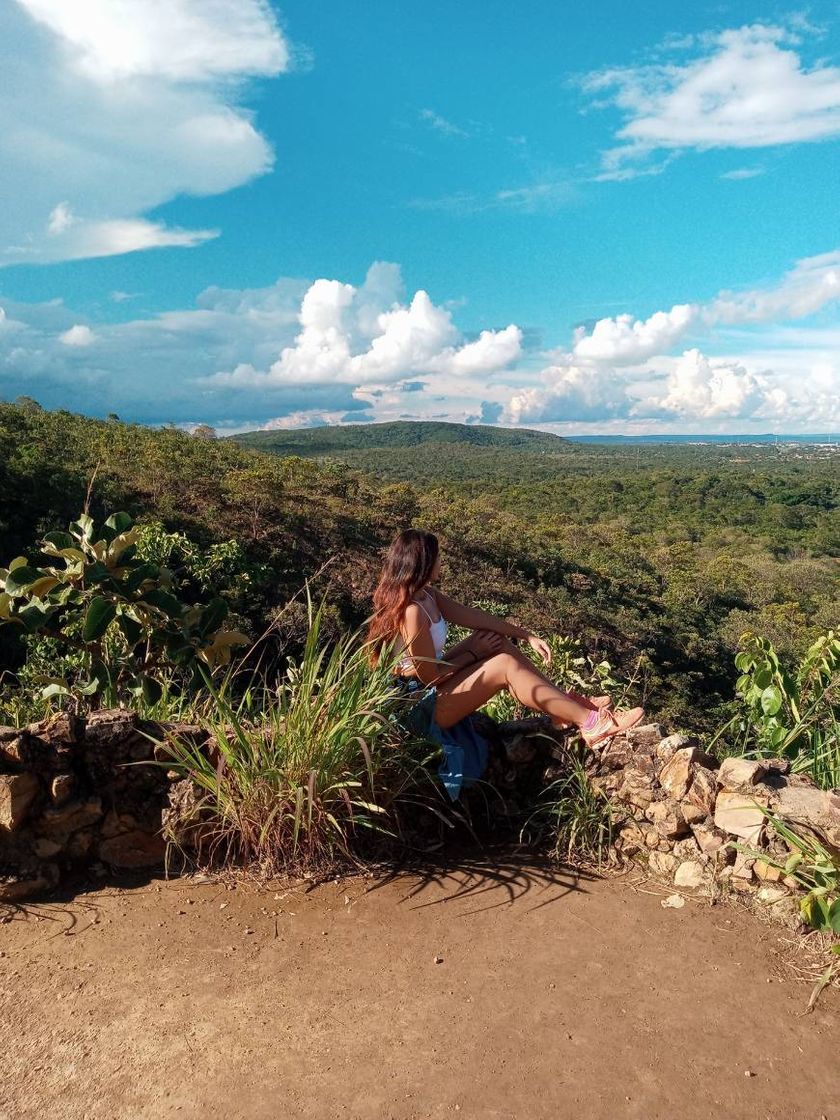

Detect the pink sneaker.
[
  {"left": 551, "top": 693, "right": 612, "bottom": 730},
  {"left": 581, "top": 706, "right": 644, "bottom": 748}
]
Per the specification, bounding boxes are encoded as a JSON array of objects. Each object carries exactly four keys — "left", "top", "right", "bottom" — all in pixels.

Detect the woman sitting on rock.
[{"left": 367, "top": 529, "right": 643, "bottom": 796}]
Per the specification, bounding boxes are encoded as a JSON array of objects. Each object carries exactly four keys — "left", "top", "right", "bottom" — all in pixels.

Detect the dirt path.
[{"left": 1, "top": 858, "right": 836, "bottom": 1120}]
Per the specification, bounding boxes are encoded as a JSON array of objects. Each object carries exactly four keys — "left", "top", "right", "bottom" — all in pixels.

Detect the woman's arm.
[
  {"left": 401, "top": 603, "right": 484, "bottom": 686},
  {"left": 431, "top": 589, "right": 553, "bottom": 665},
  {"left": 432, "top": 589, "right": 528, "bottom": 639}
]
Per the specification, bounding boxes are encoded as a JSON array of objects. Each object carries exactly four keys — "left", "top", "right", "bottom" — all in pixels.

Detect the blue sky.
[{"left": 0, "top": 0, "right": 838, "bottom": 434}]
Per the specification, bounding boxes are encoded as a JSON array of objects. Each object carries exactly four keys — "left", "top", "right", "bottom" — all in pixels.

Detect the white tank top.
[{"left": 396, "top": 593, "right": 447, "bottom": 670}]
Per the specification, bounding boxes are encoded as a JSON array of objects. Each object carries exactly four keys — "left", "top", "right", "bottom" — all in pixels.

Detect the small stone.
[
  {"left": 684, "top": 766, "right": 718, "bottom": 817},
  {"left": 98, "top": 829, "right": 165, "bottom": 869},
  {"left": 754, "top": 859, "right": 782, "bottom": 883},
  {"left": 434, "top": 955, "right": 444, "bottom": 964},
  {"left": 714, "top": 790, "right": 767, "bottom": 839},
  {"left": 37, "top": 797, "right": 103, "bottom": 838},
  {"left": 772, "top": 784, "right": 840, "bottom": 850},
  {"left": 0, "top": 772, "right": 40, "bottom": 830},
  {"left": 660, "top": 893, "right": 685, "bottom": 909},
  {"left": 744, "top": 1070, "right": 755, "bottom": 1078},
  {"left": 624, "top": 724, "right": 664, "bottom": 750},
  {"left": 717, "top": 757, "right": 769, "bottom": 789},
  {"left": 674, "top": 861, "right": 706, "bottom": 889},
  {"left": 50, "top": 773, "right": 74, "bottom": 806},
  {"left": 756, "top": 886, "right": 788, "bottom": 906},
  {"left": 656, "top": 733, "right": 695, "bottom": 763},
  {"left": 692, "top": 822, "right": 727, "bottom": 855},
  {"left": 648, "top": 850, "right": 678, "bottom": 877},
  {"left": 34, "top": 837, "right": 63, "bottom": 859},
  {"left": 659, "top": 747, "right": 698, "bottom": 800}
]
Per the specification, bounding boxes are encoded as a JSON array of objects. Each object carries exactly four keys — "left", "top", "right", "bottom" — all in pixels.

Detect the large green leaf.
[
  {"left": 199, "top": 597, "right": 228, "bottom": 636},
  {"left": 105, "top": 511, "right": 133, "bottom": 534},
  {"left": 4, "top": 565, "right": 45, "bottom": 594},
  {"left": 70, "top": 513, "right": 95, "bottom": 542},
  {"left": 42, "top": 531, "right": 75, "bottom": 551},
  {"left": 143, "top": 588, "right": 184, "bottom": 619},
  {"left": 117, "top": 611, "right": 143, "bottom": 646},
  {"left": 760, "top": 685, "right": 782, "bottom": 716},
  {"left": 82, "top": 596, "right": 117, "bottom": 641}
]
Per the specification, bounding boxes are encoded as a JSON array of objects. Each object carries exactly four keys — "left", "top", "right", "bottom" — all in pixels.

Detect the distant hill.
[{"left": 231, "top": 420, "right": 568, "bottom": 456}]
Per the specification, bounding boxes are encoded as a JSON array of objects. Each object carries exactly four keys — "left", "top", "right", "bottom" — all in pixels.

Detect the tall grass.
[
  {"left": 160, "top": 603, "right": 439, "bottom": 875},
  {"left": 520, "top": 741, "right": 614, "bottom": 865}
]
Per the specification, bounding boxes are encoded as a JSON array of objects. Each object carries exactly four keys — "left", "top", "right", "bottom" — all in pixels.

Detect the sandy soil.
[{"left": 0, "top": 857, "right": 836, "bottom": 1120}]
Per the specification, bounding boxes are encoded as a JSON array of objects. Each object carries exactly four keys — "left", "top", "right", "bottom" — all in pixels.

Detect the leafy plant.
[
  {"left": 0, "top": 511, "right": 247, "bottom": 708},
  {"left": 734, "top": 810, "right": 840, "bottom": 934},
  {"left": 520, "top": 742, "right": 613, "bottom": 865},
  {"left": 715, "top": 631, "right": 840, "bottom": 789},
  {"left": 160, "top": 602, "right": 437, "bottom": 874}
]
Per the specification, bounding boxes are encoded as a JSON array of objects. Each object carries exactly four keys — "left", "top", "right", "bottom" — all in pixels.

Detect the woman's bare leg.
[{"left": 434, "top": 650, "right": 593, "bottom": 730}]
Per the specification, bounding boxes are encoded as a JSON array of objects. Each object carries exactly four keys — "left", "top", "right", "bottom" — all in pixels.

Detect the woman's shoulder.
[{"left": 401, "top": 601, "right": 429, "bottom": 632}]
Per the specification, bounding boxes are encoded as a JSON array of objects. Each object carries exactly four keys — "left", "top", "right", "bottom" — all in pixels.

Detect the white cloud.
[
  {"left": 208, "top": 264, "right": 522, "bottom": 389},
  {"left": 419, "top": 109, "right": 468, "bottom": 138},
  {"left": 1, "top": 0, "right": 288, "bottom": 264},
  {"left": 19, "top": 0, "right": 287, "bottom": 82},
  {"left": 719, "top": 167, "right": 765, "bottom": 180},
  {"left": 650, "top": 349, "right": 772, "bottom": 419},
  {"left": 569, "top": 250, "right": 840, "bottom": 365},
  {"left": 59, "top": 324, "right": 96, "bottom": 347},
  {"left": 503, "top": 365, "right": 629, "bottom": 424},
  {"left": 572, "top": 304, "right": 698, "bottom": 365},
  {"left": 585, "top": 23, "right": 840, "bottom": 175}
]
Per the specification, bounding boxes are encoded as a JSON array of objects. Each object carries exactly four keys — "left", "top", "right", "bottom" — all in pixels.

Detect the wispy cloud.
[
  {"left": 719, "top": 167, "right": 766, "bottom": 180},
  {"left": 419, "top": 108, "right": 469, "bottom": 138},
  {"left": 408, "top": 177, "right": 575, "bottom": 214},
  {"left": 582, "top": 22, "right": 840, "bottom": 178}
]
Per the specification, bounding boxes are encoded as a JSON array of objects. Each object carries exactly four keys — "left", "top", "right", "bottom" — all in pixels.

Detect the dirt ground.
[{"left": 1, "top": 857, "right": 837, "bottom": 1120}]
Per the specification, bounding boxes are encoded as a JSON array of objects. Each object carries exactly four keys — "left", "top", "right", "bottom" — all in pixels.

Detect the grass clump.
[
  {"left": 161, "top": 603, "right": 436, "bottom": 875},
  {"left": 521, "top": 743, "right": 614, "bottom": 866}
]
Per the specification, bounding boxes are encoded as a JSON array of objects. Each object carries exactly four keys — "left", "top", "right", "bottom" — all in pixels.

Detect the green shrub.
[
  {"left": 160, "top": 603, "right": 440, "bottom": 874},
  {"left": 521, "top": 743, "right": 613, "bottom": 865},
  {"left": 714, "top": 631, "right": 839, "bottom": 789},
  {"left": 0, "top": 511, "right": 247, "bottom": 711}
]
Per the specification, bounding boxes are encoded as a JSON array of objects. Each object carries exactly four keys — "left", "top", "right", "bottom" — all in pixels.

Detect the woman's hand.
[
  {"left": 471, "top": 629, "right": 504, "bottom": 659},
  {"left": 527, "top": 634, "right": 552, "bottom": 665}
]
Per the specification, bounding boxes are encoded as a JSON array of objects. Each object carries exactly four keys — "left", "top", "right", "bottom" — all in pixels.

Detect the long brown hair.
[{"left": 367, "top": 529, "right": 439, "bottom": 664}]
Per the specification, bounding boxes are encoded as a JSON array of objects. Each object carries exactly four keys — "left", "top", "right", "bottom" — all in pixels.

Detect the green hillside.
[
  {"left": 232, "top": 420, "right": 568, "bottom": 456},
  {"left": 1, "top": 403, "right": 837, "bottom": 734}
]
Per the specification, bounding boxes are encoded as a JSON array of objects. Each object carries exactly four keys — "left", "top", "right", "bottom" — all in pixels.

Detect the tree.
[{"left": 192, "top": 424, "right": 217, "bottom": 440}]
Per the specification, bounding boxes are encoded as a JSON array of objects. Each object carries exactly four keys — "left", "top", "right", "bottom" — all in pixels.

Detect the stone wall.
[
  {"left": 0, "top": 710, "right": 206, "bottom": 901},
  {"left": 2, "top": 711, "right": 838, "bottom": 917}
]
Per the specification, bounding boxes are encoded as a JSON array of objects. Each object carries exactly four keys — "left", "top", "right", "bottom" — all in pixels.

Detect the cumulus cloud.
[
  {"left": 0, "top": 0, "right": 288, "bottom": 264},
  {"left": 649, "top": 349, "right": 774, "bottom": 419},
  {"left": 584, "top": 23, "right": 840, "bottom": 176},
  {"left": 207, "top": 264, "right": 522, "bottom": 389},
  {"left": 503, "top": 366, "right": 630, "bottom": 424},
  {"left": 59, "top": 324, "right": 95, "bottom": 347},
  {"left": 572, "top": 304, "right": 698, "bottom": 365},
  {"left": 569, "top": 250, "right": 840, "bottom": 365}
]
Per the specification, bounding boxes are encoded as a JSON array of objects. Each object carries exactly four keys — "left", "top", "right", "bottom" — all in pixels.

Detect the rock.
[
  {"left": 50, "top": 773, "right": 74, "bottom": 806},
  {"left": 717, "top": 757, "right": 769, "bottom": 789},
  {"left": 33, "top": 837, "right": 63, "bottom": 859},
  {"left": 646, "top": 799, "right": 691, "bottom": 839},
  {"left": 771, "top": 783, "right": 840, "bottom": 850},
  {"left": 624, "top": 724, "right": 664, "bottom": 751},
  {"left": 0, "top": 862, "right": 59, "bottom": 901},
  {"left": 754, "top": 858, "right": 782, "bottom": 883},
  {"left": 98, "top": 829, "right": 166, "bottom": 869},
  {"left": 756, "top": 885, "right": 788, "bottom": 906},
  {"left": 673, "top": 836, "right": 703, "bottom": 861},
  {"left": 713, "top": 790, "right": 767, "bottom": 840},
  {"left": 684, "top": 766, "right": 718, "bottom": 817},
  {"left": 85, "top": 709, "right": 138, "bottom": 744},
  {"left": 692, "top": 822, "right": 727, "bottom": 855},
  {"left": 0, "top": 728, "right": 26, "bottom": 767},
  {"left": 658, "top": 747, "right": 697, "bottom": 800},
  {"left": 674, "top": 860, "right": 707, "bottom": 889},
  {"left": 36, "top": 797, "right": 102, "bottom": 838},
  {"left": 682, "top": 803, "right": 707, "bottom": 826},
  {"left": 617, "top": 822, "right": 646, "bottom": 854},
  {"left": 648, "top": 850, "right": 678, "bottom": 877},
  {"left": 656, "top": 733, "right": 696, "bottom": 763},
  {"left": 43, "top": 712, "right": 82, "bottom": 745},
  {"left": 0, "top": 773, "right": 39, "bottom": 830}
]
